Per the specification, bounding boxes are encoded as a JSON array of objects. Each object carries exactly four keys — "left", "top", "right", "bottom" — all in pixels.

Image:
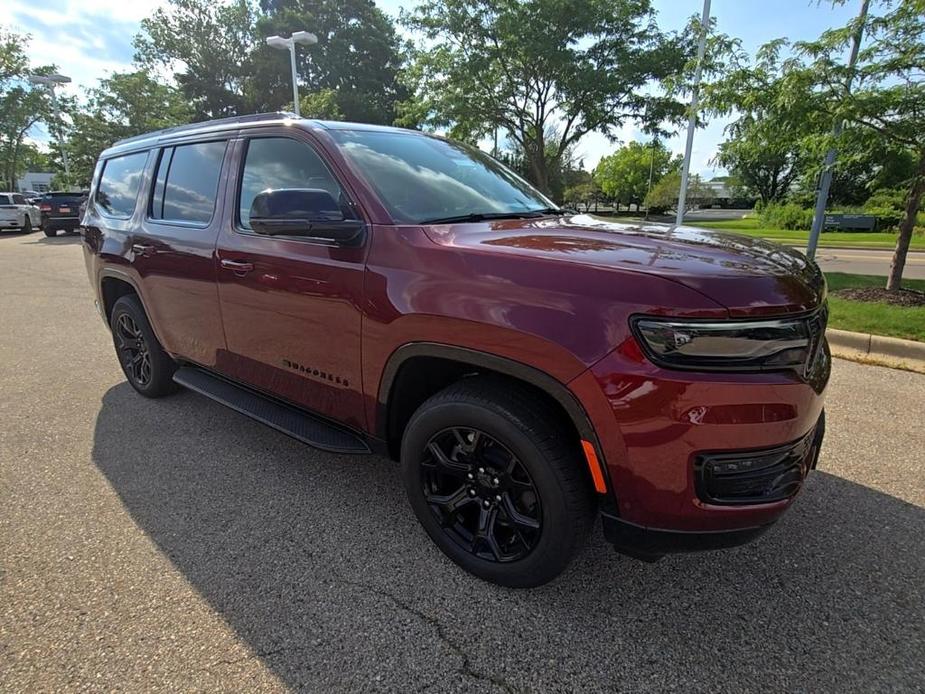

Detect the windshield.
[{"left": 329, "top": 129, "right": 556, "bottom": 224}]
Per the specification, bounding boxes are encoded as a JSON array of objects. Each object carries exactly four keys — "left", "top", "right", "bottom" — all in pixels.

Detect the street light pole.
[
  {"left": 676, "top": 0, "right": 711, "bottom": 227},
  {"left": 28, "top": 73, "right": 72, "bottom": 184},
  {"left": 266, "top": 31, "right": 318, "bottom": 118},
  {"left": 805, "top": 0, "right": 870, "bottom": 260}
]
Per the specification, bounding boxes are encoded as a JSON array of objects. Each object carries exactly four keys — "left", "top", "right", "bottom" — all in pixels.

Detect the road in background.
[
  {"left": 2, "top": 232, "right": 923, "bottom": 692},
  {"left": 809, "top": 247, "right": 925, "bottom": 279}
]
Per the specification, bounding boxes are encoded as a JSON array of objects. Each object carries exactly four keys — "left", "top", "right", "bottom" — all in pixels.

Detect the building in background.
[{"left": 17, "top": 172, "right": 54, "bottom": 194}]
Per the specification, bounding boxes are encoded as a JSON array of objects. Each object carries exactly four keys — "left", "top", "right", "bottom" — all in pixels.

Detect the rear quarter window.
[{"left": 96, "top": 151, "right": 149, "bottom": 219}]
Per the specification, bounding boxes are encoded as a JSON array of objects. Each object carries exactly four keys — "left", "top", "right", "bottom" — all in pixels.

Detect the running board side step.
[{"left": 172, "top": 366, "right": 371, "bottom": 454}]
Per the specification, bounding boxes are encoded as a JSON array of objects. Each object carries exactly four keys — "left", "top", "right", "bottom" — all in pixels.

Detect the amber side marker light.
[{"left": 581, "top": 440, "right": 607, "bottom": 493}]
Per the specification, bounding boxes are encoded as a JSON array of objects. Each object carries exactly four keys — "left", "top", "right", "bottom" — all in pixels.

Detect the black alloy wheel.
[
  {"left": 402, "top": 377, "right": 595, "bottom": 588},
  {"left": 422, "top": 427, "right": 542, "bottom": 563},
  {"left": 109, "top": 294, "right": 178, "bottom": 398},
  {"left": 115, "top": 313, "right": 152, "bottom": 387}
]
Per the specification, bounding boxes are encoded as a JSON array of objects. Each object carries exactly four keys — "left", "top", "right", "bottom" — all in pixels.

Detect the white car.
[{"left": 0, "top": 193, "right": 41, "bottom": 233}]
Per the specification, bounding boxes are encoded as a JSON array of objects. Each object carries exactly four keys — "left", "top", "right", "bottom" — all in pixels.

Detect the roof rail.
[{"left": 111, "top": 111, "right": 299, "bottom": 147}]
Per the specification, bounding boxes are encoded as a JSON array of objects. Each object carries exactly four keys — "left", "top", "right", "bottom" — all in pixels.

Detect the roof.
[{"left": 103, "top": 112, "right": 421, "bottom": 158}]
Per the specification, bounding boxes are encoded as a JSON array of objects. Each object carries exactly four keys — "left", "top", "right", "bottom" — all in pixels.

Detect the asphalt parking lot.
[{"left": 2, "top": 230, "right": 923, "bottom": 692}]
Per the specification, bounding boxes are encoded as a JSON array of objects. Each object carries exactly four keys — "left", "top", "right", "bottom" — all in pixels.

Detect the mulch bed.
[{"left": 832, "top": 287, "right": 925, "bottom": 307}]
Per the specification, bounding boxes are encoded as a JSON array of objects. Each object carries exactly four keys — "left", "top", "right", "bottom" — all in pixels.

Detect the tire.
[
  {"left": 110, "top": 294, "right": 178, "bottom": 398},
  {"left": 44, "top": 227, "right": 57, "bottom": 237},
  {"left": 21, "top": 217, "right": 32, "bottom": 234},
  {"left": 401, "top": 377, "right": 595, "bottom": 588}
]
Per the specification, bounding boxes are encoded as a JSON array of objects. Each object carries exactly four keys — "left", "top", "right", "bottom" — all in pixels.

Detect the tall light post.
[
  {"left": 266, "top": 31, "right": 318, "bottom": 117},
  {"left": 676, "top": 0, "right": 711, "bottom": 227},
  {"left": 28, "top": 73, "right": 72, "bottom": 183}
]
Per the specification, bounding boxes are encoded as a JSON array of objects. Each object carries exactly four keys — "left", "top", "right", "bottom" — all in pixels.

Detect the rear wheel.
[
  {"left": 44, "top": 227, "right": 56, "bottom": 237},
  {"left": 401, "top": 377, "right": 595, "bottom": 588},
  {"left": 110, "top": 295, "right": 178, "bottom": 398}
]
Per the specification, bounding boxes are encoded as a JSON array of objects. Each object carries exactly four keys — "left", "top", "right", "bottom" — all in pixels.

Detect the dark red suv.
[{"left": 81, "top": 113, "right": 828, "bottom": 587}]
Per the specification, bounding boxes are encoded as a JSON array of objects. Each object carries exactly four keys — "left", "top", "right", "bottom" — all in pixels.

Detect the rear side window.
[
  {"left": 238, "top": 138, "right": 346, "bottom": 229},
  {"left": 96, "top": 151, "right": 149, "bottom": 219},
  {"left": 150, "top": 141, "right": 226, "bottom": 224},
  {"left": 0, "top": 195, "right": 10, "bottom": 205}
]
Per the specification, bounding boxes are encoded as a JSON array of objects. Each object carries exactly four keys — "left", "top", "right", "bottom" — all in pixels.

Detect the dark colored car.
[
  {"left": 80, "top": 113, "right": 829, "bottom": 587},
  {"left": 40, "top": 191, "right": 88, "bottom": 236}
]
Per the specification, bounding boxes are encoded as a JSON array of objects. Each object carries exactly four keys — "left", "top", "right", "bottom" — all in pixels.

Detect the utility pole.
[
  {"left": 645, "top": 137, "right": 657, "bottom": 221},
  {"left": 28, "top": 74, "right": 72, "bottom": 185},
  {"left": 676, "top": 0, "right": 711, "bottom": 227},
  {"left": 806, "top": 0, "right": 870, "bottom": 260}
]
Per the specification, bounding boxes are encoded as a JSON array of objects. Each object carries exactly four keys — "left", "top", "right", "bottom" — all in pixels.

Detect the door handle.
[
  {"left": 220, "top": 259, "right": 255, "bottom": 274},
  {"left": 131, "top": 243, "right": 155, "bottom": 257}
]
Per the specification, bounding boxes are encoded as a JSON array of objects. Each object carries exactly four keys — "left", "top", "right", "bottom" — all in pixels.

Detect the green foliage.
[
  {"left": 791, "top": 0, "right": 925, "bottom": 289},
  {"left": 134, "top": 0, "right": 407, "bottom": 124},
  {"left": 563, "top": 181, "right": 603, "bottom": 212},
  {"left": 295, "top": 89, "right": 343, "bottom": 120},
  {"left": 644, "top": 171, "right": 712, "bottom": 214},
  {"left": 135, "top": 0, "right": 260, "bottom": 119},
  {"left": 254, "top": 0, "right": 407, "bottom": 124},
  {"left": 757, "top": 202, "right": 814, "bottom": 231},
  {"left": 594, "top": 140, "right": 677, "bottom": 205},
  {"left": 0, "top": 27, "right": 54, "bottom": 190},
  {"left": 400, "top": 0, "right": 692, "bottom": 193},
  {"left": 62, "top": 71, "right": 194, "bottom": 187}
]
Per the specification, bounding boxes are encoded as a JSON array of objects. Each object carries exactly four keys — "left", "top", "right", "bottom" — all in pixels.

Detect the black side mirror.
[{"left": 248, "top": 188, "right": 364, "bottom": 244}]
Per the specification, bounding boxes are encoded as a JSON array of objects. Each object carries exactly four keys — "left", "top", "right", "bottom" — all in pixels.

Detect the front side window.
[
  {"left": 12, "top": 194, "right": 26, "bottom": 205},
  {"left": 96, "top": 151, "right": 149, "bottom": 218},
  {"left": 329, "top": 130, "right": 556, "bottom": 224},
  {"left": 238, "top": 138, "right": 346, "bottom": 230},
  {"left": 150, "top": 141, "right": 227, "bottom": 224}
]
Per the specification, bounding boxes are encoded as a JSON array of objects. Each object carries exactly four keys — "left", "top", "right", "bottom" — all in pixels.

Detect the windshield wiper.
[{"left": 419, "top": 211, "right": 548, "bottom": 225}]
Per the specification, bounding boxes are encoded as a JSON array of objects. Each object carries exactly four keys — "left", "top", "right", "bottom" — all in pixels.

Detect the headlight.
[{"left": 631, "top": 311, "right": 826, "bottom": 373}]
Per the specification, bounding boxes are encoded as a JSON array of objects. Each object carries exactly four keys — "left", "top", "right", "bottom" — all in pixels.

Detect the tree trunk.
[{"left": 886, "top": 152, "right": 925, "bottom": 291}]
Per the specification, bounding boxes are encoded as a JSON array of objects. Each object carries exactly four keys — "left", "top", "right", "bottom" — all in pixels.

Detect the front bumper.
[{"left": 569, "top": 335, "right": 829, "bottom": 552}]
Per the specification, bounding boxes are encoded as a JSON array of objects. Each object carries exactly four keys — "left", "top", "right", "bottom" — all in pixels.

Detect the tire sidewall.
[
  {"left": 402, "top": 398, "right": 582, "bottom": 587},
  {"left": 110, "top": 296, "right": 176, "bottom": 397}
]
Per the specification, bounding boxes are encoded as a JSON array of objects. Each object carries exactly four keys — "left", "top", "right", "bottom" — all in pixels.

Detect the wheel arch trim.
[{"left": 376, "top": 342, "right": 616, "bottom": 504}]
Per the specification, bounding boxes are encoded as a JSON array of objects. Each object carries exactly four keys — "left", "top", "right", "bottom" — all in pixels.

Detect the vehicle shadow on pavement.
[
  {"left": 28, "top": 233, "right": 82, "bottom": 245},
  {"left": 92, "top": 383, "right": 925, "bottom": 692}
]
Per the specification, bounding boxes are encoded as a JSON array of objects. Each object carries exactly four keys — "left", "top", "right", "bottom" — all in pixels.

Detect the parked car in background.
[
  {"left": 0, "top": 192, "right": 40, "bottom": 233},
  {"left": 39, "top": 191, "right": 88, "bottom": 237},
  {"left": 80, "top": 113, "right": 830, "bottom": 587}
]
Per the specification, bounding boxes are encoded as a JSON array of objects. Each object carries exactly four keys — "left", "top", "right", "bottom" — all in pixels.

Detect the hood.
[{"left": 422, "top": 214, "right": 826, "bottom": 317}]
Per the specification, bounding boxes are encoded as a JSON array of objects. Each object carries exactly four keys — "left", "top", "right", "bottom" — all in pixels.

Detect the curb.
[{"left": 827, "top": 328, "right": 925, "bottom": 374}]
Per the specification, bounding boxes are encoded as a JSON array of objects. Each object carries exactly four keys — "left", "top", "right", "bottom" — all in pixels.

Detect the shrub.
[{"left": 758, "top": 202, "right": 814, "bottom": 230}]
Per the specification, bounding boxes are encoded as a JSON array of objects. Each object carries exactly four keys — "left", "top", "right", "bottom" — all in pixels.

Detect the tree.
[
  {"left": 563, "top": 181, "right": 603, "bottom": 212},
  {"left": 644, "top": 171, "right": 712, "bottom": 215},
  {"left": 704, "top": 39, "right": 824, "bottom": 204},
  {"left": 400, "top": 0, "right": 690, "bottom": 193},
  {"left": 253, "top": 0, "right": 408, "bottom": 124},
  {"left": 594, "top": 140, "right": 677, "bottom": 207},
  {"left": 135, "top": 0, "right": 261, "bottom": 119},
  {"left": 63, "top": 71, "right": 193, "bottom": 186},
  {"left": 793, "top": 0, "right": 925, "bottom": 289},
  {"left": 0, "top": 27, "right": 53, "bottom": 190}
]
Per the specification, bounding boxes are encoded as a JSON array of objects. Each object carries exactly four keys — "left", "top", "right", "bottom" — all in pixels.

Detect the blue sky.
[{"left": 8, "top": 0, "right": 858, "bottom": 176}]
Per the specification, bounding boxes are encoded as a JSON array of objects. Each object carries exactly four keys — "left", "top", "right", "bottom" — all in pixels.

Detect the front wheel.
[
  {"left": 21, "top": 217, "right": 32, "bottom": 234},
  {"left": 110, "top": 295, "right": 178, "bottom": 398},
  {"left": 401, "top": 378, "right": 595, "bottom": 588}
]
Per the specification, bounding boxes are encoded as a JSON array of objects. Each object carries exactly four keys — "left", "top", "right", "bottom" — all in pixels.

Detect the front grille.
[{"left": 695, "top": 421, "right": 823, "bottom": 506}]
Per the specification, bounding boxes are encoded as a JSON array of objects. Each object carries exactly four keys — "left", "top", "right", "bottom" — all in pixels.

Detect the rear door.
[{"left": 126, "top": 140, "right": 230, "bottom": 367}]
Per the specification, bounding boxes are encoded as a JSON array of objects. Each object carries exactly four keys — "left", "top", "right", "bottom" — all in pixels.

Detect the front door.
[{"left": 215, "top": 133, "right": 367, "bottom": 430}]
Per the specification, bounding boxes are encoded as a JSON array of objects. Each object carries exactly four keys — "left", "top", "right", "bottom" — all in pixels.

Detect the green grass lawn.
[
  {"left": 687, "top": 217, "right": 925, "bottom": 251},
  {"left": 825, "top": 273, "right": 925, "bottom": 342}
]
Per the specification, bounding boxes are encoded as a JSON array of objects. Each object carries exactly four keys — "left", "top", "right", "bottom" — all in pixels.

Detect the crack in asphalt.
[{"left": 335, "top": 572, "right": 517, "bottom": 694}]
